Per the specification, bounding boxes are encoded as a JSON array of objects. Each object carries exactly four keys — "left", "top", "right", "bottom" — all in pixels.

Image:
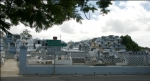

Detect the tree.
[
  {"left": 0, "top": 0, "right": 112, "bottom": 33},
  {"left": 120, "top": 35, "right": 141, "bottom": 51},
  {"left": 21, "top": 29, "right": 32, "bottom": 40}
]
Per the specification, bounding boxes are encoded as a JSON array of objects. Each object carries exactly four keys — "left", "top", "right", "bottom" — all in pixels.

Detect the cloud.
[
  {"left": 9, "top": 1, "right": 150, "bottom": 48},
  {"left": 118, "top": 1, "right": 126, "bottom": 7},
  {"left": 80, "top": 30, "right": 88, "bottom": 34},
  {"left": 102, "top": 19, "right": 139, "bottom": 34},
  {"left": 60, "top": 21, "right": 75, "bottom": 34},
  {"left": 9, "top": 23, "right": 26, "bottom": 34}
]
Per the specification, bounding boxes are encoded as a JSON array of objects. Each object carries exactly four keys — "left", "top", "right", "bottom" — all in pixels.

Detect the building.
[{"left": 93, "top": 35, "right": 126, "bottom": 53}]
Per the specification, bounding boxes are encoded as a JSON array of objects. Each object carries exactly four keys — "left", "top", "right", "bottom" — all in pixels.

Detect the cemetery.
[{"left": 1, "top": 31, "right": 150, "bottom": 75}]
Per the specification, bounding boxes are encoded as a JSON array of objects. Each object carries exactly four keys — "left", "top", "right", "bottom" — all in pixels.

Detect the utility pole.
[
  {"left": 60, "top": 35, "right": 61, "bottom": 40},
  {"left": 54, "top": 47, "right": 56, "bottom": 75},
  {"left": 60, "top": 35, "right": 61, "bottom": 43}
]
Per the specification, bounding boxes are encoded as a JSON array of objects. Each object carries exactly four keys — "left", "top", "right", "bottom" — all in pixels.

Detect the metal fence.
[
  {"left": 26, "top": 50, "right": 150, "bottom": 66},
  {"left": 86, "top": 52, "right": 150, "bottom": 66}
]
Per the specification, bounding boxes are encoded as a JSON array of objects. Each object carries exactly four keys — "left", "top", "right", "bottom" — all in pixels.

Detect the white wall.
[
  {"left": 0, "top": 47, "right": 3, "bottom": 50},
  {"left": 118, "top": 49, "right": 126, "bottom": 52},
  {"left": 27, "top": 59, "right": 37, "bottom": 64},
  {"left": 52, "top": 60, "right": 72, "bottom": 65},
  {"left": 0, "top": 39, "right": 3, "bottom": 43},
  {"left": 35, "top": 44, "right": 41, "bottom": 48},
  {"left": 1, "top": 51, "right": 5, "bottom": 57},
  {"left": 104, "top": 49, "right": 110, "bottom": 52},
  {"left": 27, "top": 59, "right": 72, "bottom": 65}
]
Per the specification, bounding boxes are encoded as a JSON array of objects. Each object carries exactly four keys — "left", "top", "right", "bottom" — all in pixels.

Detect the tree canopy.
[
  {"left": 120, "top": 35, "right": 141, "bottom": 51},
  {"left": 0, "top": 0, "right": 112, "bottom": 33},
  {"left": 20, "top": 29, "right": 32, "bottom": 40}
]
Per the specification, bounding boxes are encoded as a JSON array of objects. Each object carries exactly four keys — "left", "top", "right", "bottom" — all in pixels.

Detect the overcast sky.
[{"left": 9, "top": 1, "right": 150, "bottom": 48}]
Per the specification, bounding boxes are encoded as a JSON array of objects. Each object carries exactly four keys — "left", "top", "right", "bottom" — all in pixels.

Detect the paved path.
[
  {"left": 1, "top": 59, "right": 19, "bottom": 77},
  {"left": 1, "top": 75, "right": 150, "bottom": 81}
]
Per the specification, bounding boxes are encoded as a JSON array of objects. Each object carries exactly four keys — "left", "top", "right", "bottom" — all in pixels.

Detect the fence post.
[{"left": 19, "top": 45, "right": 27, "bottom": 74}]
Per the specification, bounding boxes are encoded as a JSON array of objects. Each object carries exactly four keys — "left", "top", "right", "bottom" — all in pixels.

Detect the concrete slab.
[{"left": 1, "top": 59, "right": 19, "bottom": 77}]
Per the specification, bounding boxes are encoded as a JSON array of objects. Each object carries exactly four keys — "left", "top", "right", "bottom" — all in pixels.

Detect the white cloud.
[
  {"left": 60, "top": 21, "right": 75, "bottom": 34},
  {"left": 118, "top": 1, "right": 126, "bottom": 7},
  {"left": 9, "top": 1, "right": 150, "bottom": 47},
  {"left": 103, "top": 19, "right": 140, "bottom": 34}
]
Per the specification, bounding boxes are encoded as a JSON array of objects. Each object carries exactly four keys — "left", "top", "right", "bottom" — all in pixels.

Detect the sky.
[{"left": 9, "top": 1, "right": 150, "bottom": 48}]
